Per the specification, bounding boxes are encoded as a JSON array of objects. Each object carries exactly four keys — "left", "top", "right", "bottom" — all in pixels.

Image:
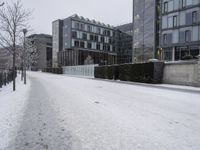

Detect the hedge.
[
  {"left": 95, "top": 62, "right": 164, "bottom": 84},
  {"left": 95, "top": 65, "right": 119, "bottom": 80},
  {"left": 42, "top": 68, "right": 63, "bottom": 74}
]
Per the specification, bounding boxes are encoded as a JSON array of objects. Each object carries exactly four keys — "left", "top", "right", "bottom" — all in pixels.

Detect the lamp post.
[{"left": 23, "top": 29, "right": 27, "bottom": 84}]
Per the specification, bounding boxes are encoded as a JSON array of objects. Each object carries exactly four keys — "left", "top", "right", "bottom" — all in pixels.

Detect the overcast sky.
[{"left": 19, "top": 0, "right": 132, "bottom": 35}]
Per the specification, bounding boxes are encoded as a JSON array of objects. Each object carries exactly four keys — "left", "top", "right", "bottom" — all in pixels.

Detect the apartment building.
[
  {"left": 52, "top": 14, "right": 117, "bottom": 67},
  {"left": 160, "top": 0, "right": 200, "bottom": 60}
]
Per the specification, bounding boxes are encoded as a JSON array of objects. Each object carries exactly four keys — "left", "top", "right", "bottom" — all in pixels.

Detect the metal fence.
[
  {"left": 0, "top": 68, "right": 16, "bottom": 88},
  {"left": 63, "top": 64, "right": 99, "bottom": 77}
]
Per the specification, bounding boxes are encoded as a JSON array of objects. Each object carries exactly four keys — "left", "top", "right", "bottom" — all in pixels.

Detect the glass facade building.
[
  {"left": 160, "top": 0, "right": 200, "bottom": 61},
  {"left": 133, "top": 0, "right": 160, "bottom": 63},
  {"left": 116, "top": 23, "right": 133, "bottom": 64}
]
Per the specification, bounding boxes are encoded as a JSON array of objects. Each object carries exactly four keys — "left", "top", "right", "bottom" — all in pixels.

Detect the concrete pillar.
[
  {"left": 172, "top": 47, "right": 175, "bottom": 61},
  {"left": 198, "top": 55, "right": 200, "bottom": 87}
]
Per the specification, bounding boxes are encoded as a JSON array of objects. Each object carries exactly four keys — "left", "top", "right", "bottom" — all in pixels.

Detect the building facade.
[
  {"left": 133, "top": 0, "right": 160, "bottom": 63},
  {"left": 116, "top": 23, "right": 133, "bottom": 64},
  {"left": 27, "top": 34, "right": 53, "bottom": 69},
  {"left": 160, "top": 0, "right": 200, "bottom": 61},
  {"left": 53, "top": 14, "right": 117, "bottom": 67}
]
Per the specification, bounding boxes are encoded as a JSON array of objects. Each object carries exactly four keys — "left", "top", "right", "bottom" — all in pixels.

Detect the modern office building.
[
  {"left": 27, "top": 34, "right": 53, "bottom": 69},
  {"left": 116, "top": 23, "right": 133, "bottom": 64},
  {"left": 133, "top": 0, "right": 160, "bottom": 63},
  {"left": 160, "top": 0, "right": 200, "bottom": 61},
  {"left": 52, "top": 14, "right": 117, "bottom": 67}
]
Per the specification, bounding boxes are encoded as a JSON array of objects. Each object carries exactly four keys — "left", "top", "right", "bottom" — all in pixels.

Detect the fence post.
[
  {"left": 197, "top": 55, "right": 200, "bottom": 87},
  {"left": 0, "top": 72, "right": 2, "bottom": 88}
]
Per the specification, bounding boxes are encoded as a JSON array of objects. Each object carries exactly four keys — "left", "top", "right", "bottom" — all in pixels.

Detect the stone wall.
[{"left": 163, "top": 59, "right": 200, "bottom": 87}]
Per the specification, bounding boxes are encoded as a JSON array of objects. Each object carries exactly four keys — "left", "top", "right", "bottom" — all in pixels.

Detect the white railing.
[{"left": 62, "top": 64, "right": 98, "bottom": 77}]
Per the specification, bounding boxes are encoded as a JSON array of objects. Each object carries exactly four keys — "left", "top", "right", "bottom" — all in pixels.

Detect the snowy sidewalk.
[
  {"left": 7, "top": 75, "right": 73, "bottom": 150},
  {"left": 0, "top": 75, "right": 30, "bottom": 149}
]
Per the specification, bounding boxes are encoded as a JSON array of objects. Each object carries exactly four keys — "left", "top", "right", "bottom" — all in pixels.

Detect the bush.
[
  {"left": 95, "top": 65, "right": 119, "bottom": 80},
  {"left": 42, "top": 68, "right": 63, "bottom": 74},
  {"left": 95, "top": 62, "right": 164, "bottom": 84},
  {"left": 182, "top": 55, "right": 193, "bottom": 60}
]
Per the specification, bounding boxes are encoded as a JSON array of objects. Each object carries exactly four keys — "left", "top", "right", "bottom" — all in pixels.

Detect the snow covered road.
[{"left": 3, "top": 71, "right": 200, "bottom": 150}]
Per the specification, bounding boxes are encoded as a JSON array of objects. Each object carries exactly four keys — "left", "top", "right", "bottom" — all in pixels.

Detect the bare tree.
[
  {"left": 17, "top": 37, "right": 39, "bottom": 80},
  {"left": 0, "top": 0, "right": 32, "bottom": 91},
  {"left": 23, "top": 38, "right": 39, "bottom": 70}
]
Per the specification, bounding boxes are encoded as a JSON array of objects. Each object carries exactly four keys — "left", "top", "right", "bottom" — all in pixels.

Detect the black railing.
[{"left": 0, "top": 68, "right": 17, "bottom": 88}]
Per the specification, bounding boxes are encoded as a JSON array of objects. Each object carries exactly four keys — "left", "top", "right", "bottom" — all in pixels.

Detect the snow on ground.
[
  {"left": 0, "top": 74, "right": 30, "bottom": 149},
  {"left": 27, "top": 71, "right": 200, "bottom": 150}
]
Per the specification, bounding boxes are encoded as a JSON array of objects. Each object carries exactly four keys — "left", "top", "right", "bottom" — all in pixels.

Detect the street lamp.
[{"left": 23, "top": 29, "right": 27, "bottom": 84}]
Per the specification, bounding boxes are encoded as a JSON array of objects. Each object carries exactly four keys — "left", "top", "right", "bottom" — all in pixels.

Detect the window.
[
  {"left": 90, "top": 34, "right": 94, "bottom": 41},
  {"left": 97, "top": 28, "right": 101, "bottom": 34},
  {"left": 192, "top": 26, "right": 199, "bottom": 41},
  {"left": 72, "top": 39, "right": 75, "bottom": 47},
  {"left": 162, "top": 16, "right": 168, "bottom": 29},
  {"left": 101, "top": 37, "right": 105, "bottom": 43},
  {"left": 181, "top": 0, "right": 186, "bottom": 8},
  {"left": 72, "top": 21, "right": 76, "bottom": 28},
  {"left": 107, "top": 30, "right": 110, "bottom": 36},
  {"left": 80, "top": 41, "right": 85, "bottom": 48},
  {"left": 75, "top": 22, "right": 79, "bottom": 29},
  {"left": 96, "top": 44, "right": 100, "bottom": 50},
  {"left": 173, "top": 16, "right": 177, "bottom": 27},
  {"left": 80, "top": 24, "right": 85, "bottom": 30},
  {"left": 168, "top": 17, "right": 173, "bottom": 28},
  {"left": 107, "top": 45, "right": 110, "bottom": 51},
  {"left": 87, "top": 42, "right": 92, "bottom": 49},
  {"left": 164, "top": 2, "right": 168, "bottom": 13},
  {"left": 87, "top": 25, "right": 92, "bottom": 32},
  {"left": 180, "top": 11, "right": 186, "bottom": 25},
  {"left": 103, "top": 30, "right": 107, "bottom": 35},
  {"left": 163, "top": 33, "right": 172, "bottom": 44},
  {"left": 94, "top": 35, "right": 98, "bottom": 42},
  {"left": 103, "top": 44, "right": 107, "bottom": 51},
  {"left": 192, "top": 11, "right": 198, "bottom": 24},
  {"left": 82, "top": 33, "right": 87, "bottom": 40},
  {"left": 173, "top": 0, "right": 179, "bottom": 10},
  {"left": 168, "top": 1, "right": 173, "bottom": 12},
  {"left": 185, "top": 30, "right": 191, "bottom": 42},
  {"left": 92, "top": 42, "right": 96, "bottom": 49},
  {"left": 172, "top": 30, "right": 179, "bottom": 43},
  {"left": 72, "top": 31, "right": 77, "bottom": 38},
  {"left": 75, "top": 41, "right": 79, "bottom": 47},
  {"left": 163, "top": 34, "right": 168, "bottom": 44}
]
